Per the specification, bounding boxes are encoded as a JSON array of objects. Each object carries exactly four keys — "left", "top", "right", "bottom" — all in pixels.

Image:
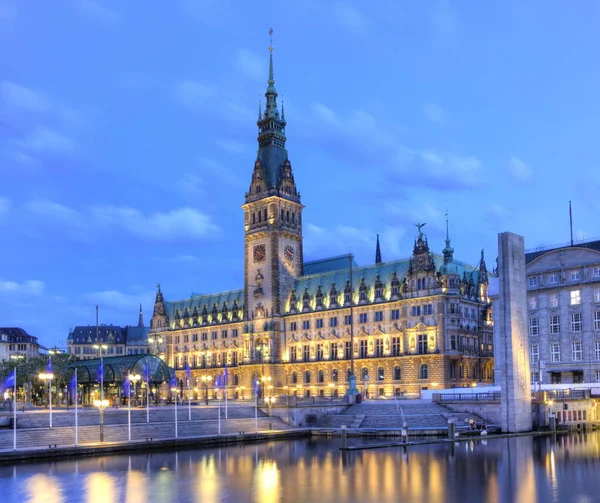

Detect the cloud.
[
  {"left": 216, "top": 139, "right": 245, "bottom": 154},
  {"left": 509, "top": 156, "right": 533, "bottom": 183},
  {"left": 179, "top": 173, "right": 204, "bottom": 194},
  {"left": 333, "top": 2, "right": 369, "bottom": 36},
  {"left": 431, "top": 2, "right": 458, "bottom": 36},
  {"left": 385, "top": 202, "right": 443, "bottom": 227},
  {"left": 0, "top": 3, "right": 17, "bottom": 22},
  {"left": 0, "top": 81, "right": 50, "bottom": 112},
  {"left": 423, "top": 102, "right": 445, "bottom": 123},
  {"left": 25, "top": 199, "right": 82, "bottom": 222},
  {"left": 8, "top": 151, "right": 39, "bottom": 166},
  {"left": 173, "top": 79, "right": 215, "bottom": 111},
  {"left": 235, "top": 50, "right": 265, "bottom": 81},
  {"left": 76, "top": 0, "right": 118, "bottom": 24},
  {"left": 18, "top": 127, "right": 76, "bottom": 155},
  {"left": 84, "top": 290, "right": 147, "bottom": 310},
  {"left": 0, "top": 279, "right": 45, "bottom": 296},
  {"left": 90, "top": 205, "right": 220, "bottom": 240}
]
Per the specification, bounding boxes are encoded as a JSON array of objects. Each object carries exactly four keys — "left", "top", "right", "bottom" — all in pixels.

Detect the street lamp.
[
  {"left": 265, "top": 396, "right": 275, "bottom": 430},
  {"left": 261, "top": 375, "right": 271, "bottom": 402},
  {"left": 39, "top": 371, "right": 54, "bottom": 428},
  {"left": 201, "top": 375, "right": 209, "bottom": 405},
  {"left": 93, "top": 344, "right": 108, "bottom": 409},
  {"left": 94, "top": 399, "right": 110, "bottom": 442},
  {"left": 130, "top": 374, "right": 141, "bottom": 406}
]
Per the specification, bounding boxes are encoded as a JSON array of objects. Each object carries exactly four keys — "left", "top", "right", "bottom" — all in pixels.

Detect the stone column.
[{"left": 494, "top": 232, "right": 532, "bottom": 432}]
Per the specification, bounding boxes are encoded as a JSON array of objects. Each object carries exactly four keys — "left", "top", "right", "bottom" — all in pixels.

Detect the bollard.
[
  {"left": 341, "top": 425, "right": 347, "bottom": 449},
  {"left": 549, "top": 414, "right": 556, "bottom": 432},
  {"left": 448, "top": 421, "right": 455, "bottom": 440},
  {"left": 401, "top": 428, "right": 408, "bottom": 444}
]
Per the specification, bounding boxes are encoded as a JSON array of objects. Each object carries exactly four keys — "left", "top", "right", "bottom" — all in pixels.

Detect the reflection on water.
[{"left": 3, "top": 433, "right": 600, "bottom": 503}]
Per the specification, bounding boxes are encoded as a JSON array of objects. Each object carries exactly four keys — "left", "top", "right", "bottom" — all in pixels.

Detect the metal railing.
[{"left": 438, "top": 392, "right": 501, "bottom": 402}]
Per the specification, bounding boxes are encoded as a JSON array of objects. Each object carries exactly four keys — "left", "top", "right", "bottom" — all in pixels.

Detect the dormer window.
[{"left": 256, "top": 185, "right": 261, "bottom": 195}]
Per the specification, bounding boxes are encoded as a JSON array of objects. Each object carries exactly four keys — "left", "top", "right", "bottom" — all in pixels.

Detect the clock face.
[
  {"left": 253, "top": 244, "right": 266, "bottom": 262},
  {"left": 284, "top": 245, "right": 295, "bottom": 262}
]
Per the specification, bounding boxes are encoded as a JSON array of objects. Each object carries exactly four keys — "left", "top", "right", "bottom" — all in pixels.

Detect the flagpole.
[
  {"left": 74, "top": 369, "right": 78, "bottom": 446},
  {"left": 13, "top": 368, "right": 17, "bottom": 451},
  {"left": 218, "top": 394, "right": 221, "bottom": 436},
  {"left": 188, "top": 378, "right": 191, "bottom": 422},
  {"left": 145, "top": 366, "right": 150, "bottom": 424},
  {"left": 49, "top": 363, "right": 53, "bottom": 429},
  {"left": 127, "top": 373, "right": 132, "bottom": 442},
  {"left": 174, "top": 389, "right": 178, "bottom": 439},
  {"left": 224, "top": 367, "right": 228, "bottom": 420},
  {"left": 255, "top": 380, "right": 258, "bottom": 433}
]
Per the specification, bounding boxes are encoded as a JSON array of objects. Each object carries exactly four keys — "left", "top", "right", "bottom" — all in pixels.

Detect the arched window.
[
  {"left": 394, "top": 365, "right": 401, "bottom": 381},
  {"left": 419, "top": 364, "right": 428, "bottom": 379},
  {"left": 361, "top": 368, "right": 369, "bottom": 380},
  {"left": 318, "top": 370, "right": 325, "bottom": 383},
  {"left": 291, "top": 371, "right": 298, "bottom": 384},
  {"left": 332, "top": 369, "right": 339, "bottom": 382},
  {"left": 304, "top": 370, "right": 311, "bottom": 384},
  {"left": 233, "top": 374, "right": 239, "bottom": 386},
  {"left": 377, "top": 366, "right": 385, "bottom": 381}
]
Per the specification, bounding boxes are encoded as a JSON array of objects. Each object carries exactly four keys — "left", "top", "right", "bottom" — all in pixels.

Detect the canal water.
[{"left": 2, "top": 433, "right": 600, "bottom": 503}]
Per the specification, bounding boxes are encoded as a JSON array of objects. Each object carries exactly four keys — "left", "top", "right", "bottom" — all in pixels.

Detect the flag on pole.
[
  {"left": 1, "top": 370, "right": 16, "bottom": 392},
  {"left": 71, "top": 369, "right": 78, "bottom": 446},
  {"left": 216, "top": 374, "right": 223, "bottom": 389},
  {"left": 68, "top": 371, "right": 77, "bottom": 398},
  {"left": 46, "top": 357, "right": 52, "bottom": 373},
  {"left": 224, "top": 366, "right": 229, "bottom": 386},
  {"left": 98, "top": 362, "right": 103, "bottom": 382},
  {"left": 143, "top": 364, "right": 150, "bottom": 383},
  {"left": 170, "top": 377, "right": 178, "bottom": 390},
  {"left": 254, "top": 377, "right": 259, "bottom": 396},
  {"left": 124, "top": 374, "right": 131, "bottom": 397},
  {"left": 185, "top": 363, "right": 191, "bottom": 382}
]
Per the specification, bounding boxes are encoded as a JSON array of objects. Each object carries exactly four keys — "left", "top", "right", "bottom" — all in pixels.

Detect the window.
[
  {"left": 304, "top": 371, "right": 311, "bottom": 384},
  {"left": 316, "top": 319, "right": 324, "bottom": 329},
  {"left": 551, "top": 343, "right": 561, "bottom": 362},
  {"left": 290, "top": 322, "right": 297, "bottom": 331},
  {"left": 423, "top": 304, "right": 433, "bottom": 315},
  {"left": 594, "top": 289, "right": 600, "bottom": 302},
  {"left": 570, "top": 290, "right": 581, "bottom": 305},
  {"left": 528, "top": 297, "right": 537, "bottom": 310},
  {"left": 529, "top": 344, "right": 539, "bottom": 364},
  {"left": 291, "top": 372, "right": 297, "bottom": 384},
  {"left": 392, "top": 337, "right": 401, "bottom": 356},
  {"left": 549, "top": 294, "right": 559, "bottom": 307},
  {"left": 374, "top": 311, "right": 383, "bottom": 322},
  {"left": 594, "top": 267, "right": 600, "bottom": 278},
  {"left": 318, "top": 370, "right": 325, "bottom": 383},
  {"left": 572, "top": 342, "right": 583, "bottom": 361},
  {"left": 549, "top": 273, "right": 558, "bottom": 284},
  {"left": 377, "top": 367, "right": 384, "bottom": 381},
  {"left": 595, "top": 312, "right": 600, "bottom": 331},
  {"left": 571, "top": 270, "right": 581, "bottom": 281},
  {"left": 316, "top": 344, "right": 324, "bottom": 361},
  {"left": 359, "top": 313, "right": 368, "bottom": 323},
  {"left": 330, "top": 342, "right": 338, "bottom": 360},
  {"left": 391, "top": 309, "right": 400, "bottom": 321},
  {"left": 596, "top": 370, "right": 600, "bottom": 383},
  {"left": 302, "top": 320, "right": 310, "bottom": 330},
  {"left": 303, "top": 345, "right": 310, "bottom": 362},
  {"left": 529, "top": 276, "right": 538, "bottom": 287},
  {"left": 530, "top": 372, "right": 539, "bottom": 385},
  {"left": 332, "top": 369, "right": 339, "bottom": 382},
  {"left": 550, "top": 315, "right": 560, "bottom": 334},
  {"left": 211, "top": 331, "right": 217, "bottom": 340},
  {"left": 394, "top": 366, "right": 401, "bottom": 380},
  {"left": 360, "top": 340, "right": 368, "bottom": 358},
  {"left": 450, "top": 334, "right": 458, "bottom": 350},
  {"left": 571, "top": 312, "right": 582, "bottom": 332},
  {"left": 596, "top": 341, "right": 600, "bottom": 360},
  {"left": 330, "top": 317, "right": 338, "bottom": 327},
  {"left": 529, "top": 318, "right": 539, "bottom": 336},
  {"left": 202, "top": 333, "right": 207, "bottom": 341},
  {"left": 361, "top": 368, "right": 369, "bottom": 380},
  {"left": 412, "top": 306, "right": 421, "bottom": 317},
  {"left": 221, "top": 330, "right": 228, "bottom": 338},
  {"left": 375, "top": 339, "right": 383, "bottom": 357},
  {"left": 419, "top": 364, "right": 428, "bottom": 379},
  {"left": 344, "top": 341, "right": 352, "bottom": 359},
  {"left": 344, "top": 315, "right": 352, "bottom": 325},
  {"left": 417, "top": 334, "right": 428, "bottom": 354}
]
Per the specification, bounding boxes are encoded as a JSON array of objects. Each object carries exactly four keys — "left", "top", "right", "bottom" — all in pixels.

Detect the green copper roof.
[
  {"left": 165, "top": 289, "right": 244, "bottom": 325},
  {"left": 303, "top": 254, "right": 358, "bottom": 276}
]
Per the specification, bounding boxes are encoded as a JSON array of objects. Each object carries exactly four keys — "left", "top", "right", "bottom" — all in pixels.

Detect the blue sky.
[{"left": 1, "top": 1, "right": 599, "bottom": 348}]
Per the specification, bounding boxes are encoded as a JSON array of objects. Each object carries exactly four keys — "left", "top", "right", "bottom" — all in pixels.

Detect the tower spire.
[
  {"left": 443, "top": 209, "right": 454, "bottom": 264},
  {"left": 138, "top": 303, "right": 144, "bottom": 327},
  {"left": 375, "top": 234, "right": 382, "bottom": 264}
]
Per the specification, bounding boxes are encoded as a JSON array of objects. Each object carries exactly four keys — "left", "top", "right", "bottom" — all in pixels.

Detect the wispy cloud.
[
  {"left": 83, "top": 289, "right": 152, "bottom": 311},
  {"left": 76, "top": 0, "right": 118, "bottom": 24},
  {"left": 18, "top": 127, "right": 76, "bottom": 155},
  {"left": 333, "top": 2, "right": 369, "bottom": 36},
  {"left": 509, "top": 156, "right": 533, "bottom": 183},
  {"left": 235, "top": 49, "right": 265, "bottom": 81},
  {"left": 0, "top": 81, "right": 50, "bottom": 112},
  {"left": 423, "top": 102, "right": 445, "bottom": 123},
  {"left": 172, "top": 79, "right": 215, "bottom": 110},
  {"left": 0, "top": 279, "right": 45, "bottom": 296},
  {"left": 26, "top": 199, "right": 81, "bottom": 222},
  {"left": 0, "top": 197, "right": 11, "bottom": 220},
  {"left": 216, "top": 139, "right": 246, "bottom": 154},
  {"left": 179, "top": 173, "right": 204, "bottom": 194}
]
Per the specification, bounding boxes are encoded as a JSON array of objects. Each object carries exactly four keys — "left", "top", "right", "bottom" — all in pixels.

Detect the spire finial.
[
  {"left": 375, "top": 234, "right": 382, "bottom": 264},
  {"left": 258, "top": 98, "right": 262, "bottom": 120},
  {"left": 268, "top": 27, "right": 275, "bottom": 87},
  {"left": 445, "top": 209, "right": 449, "bottom": 240},
  {"left": 138, "top": 303, "right": 144, "bottom": 327},
  {"left": 281, "top": 96, "right": 285, "bottom": 121}
]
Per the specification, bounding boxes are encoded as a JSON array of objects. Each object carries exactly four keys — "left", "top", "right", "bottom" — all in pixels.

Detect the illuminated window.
[{"left": 570, "top": 290, "right": 581, "bottom": 305}]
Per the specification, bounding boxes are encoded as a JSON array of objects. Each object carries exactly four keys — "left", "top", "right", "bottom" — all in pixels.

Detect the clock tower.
[{"left": 242, "top": 32, "right": 303, "bottom": 363}]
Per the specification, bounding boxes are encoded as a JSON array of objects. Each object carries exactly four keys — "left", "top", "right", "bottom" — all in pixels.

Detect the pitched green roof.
[
  {"left": 165, "top": 289, "right": 244, "bottom": 323},
  {"left": 303, "top": 254, "right": 358, "bottom": 276}
]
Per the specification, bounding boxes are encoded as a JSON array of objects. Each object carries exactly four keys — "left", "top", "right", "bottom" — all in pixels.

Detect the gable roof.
[{"left": 303, "top": 254, "right": 358, "bottom": 276}]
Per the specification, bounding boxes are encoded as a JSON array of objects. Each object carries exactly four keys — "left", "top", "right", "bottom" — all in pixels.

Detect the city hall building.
[{"left": 150, "top": 44, "right": 494, "bottom": 399}]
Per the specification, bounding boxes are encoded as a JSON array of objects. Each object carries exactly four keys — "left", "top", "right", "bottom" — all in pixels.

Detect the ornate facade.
[{"left": 150, "top": 41, "right": 494, "bottom": 399}]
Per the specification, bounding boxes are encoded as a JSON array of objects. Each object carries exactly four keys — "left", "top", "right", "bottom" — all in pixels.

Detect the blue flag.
[
  {"left": 143, "top": 364, "right": 150, "bottom": 383},
  {"left": 68, "top": 371, "right": 77, "bottom": 393},
  {"left": 254, "top": 378, "right": 259, "bottom": 395},
  {"left": 124, "top": 375, "right": 131, "bottom": 396},
  {"left": 46, "top": 357, "right": 52, "bottom": 373},
  {"left": 170, "top": 377, "right": 177, "bottom": 389},
  {"left": 98, "top": 362, "right": 103, "bottom": 382},
  {"left": 224, "top": 366, "right": 229, "bottom": 385},
  {"left": 2, "top": 370, "right": 16, "bottom": 391},
  {"left": 216, "top": 374, "right": 222, "bottom": 389},
  {"left": 185, "top": 363, "right": 191, "bottom": 382}
]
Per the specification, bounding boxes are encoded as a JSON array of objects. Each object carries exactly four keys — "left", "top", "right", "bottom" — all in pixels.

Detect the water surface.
[{"left": 2, "top": 433, "right": 600, "bottom": 503}]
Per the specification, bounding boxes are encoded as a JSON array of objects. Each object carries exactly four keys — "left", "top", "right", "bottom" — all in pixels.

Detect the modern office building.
[{"left": 526, "top": 239, "right": 600, "bottom": 384}]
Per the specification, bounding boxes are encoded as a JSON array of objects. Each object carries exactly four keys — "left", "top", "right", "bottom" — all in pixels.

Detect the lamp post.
[
  {"left": 201, "top": 375, "right": 209, "bottom": 405},
  {"left": 265, "top": 396, "right": 275, "bottom": 430},
  {"left": 94, "top": 398, "right": 110, "bottom": 442},
  {"left": 328, "top": 382, "right": 335, "bottom": 400},
  {"left": 93, "top": 344, "right": 108, "bottom": 409},
  {"left": 260, "top": 375, "right": 271, "bottom": 403},
  {"left": 131, "top": 374, "right": 141, "bottom": 406},
  {"left": 38, "top": 371, "right": 54, "bottom": 428}
]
